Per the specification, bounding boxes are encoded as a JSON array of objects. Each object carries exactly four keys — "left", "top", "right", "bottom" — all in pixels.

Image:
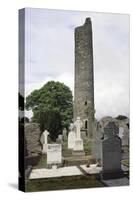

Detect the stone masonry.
[{"left": 74, "top": 18, "right": 95, "bottom": 137}]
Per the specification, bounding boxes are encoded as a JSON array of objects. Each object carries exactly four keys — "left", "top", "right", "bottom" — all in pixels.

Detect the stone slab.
[
  {"left": 102, "top": 177, "right": 129, "bottom": 187},
  {"left": 29, "top": 166, "right": 83, "bottom": 179},
  {"left": 80, "top": 164, "right": 102, "bottom": 174}
]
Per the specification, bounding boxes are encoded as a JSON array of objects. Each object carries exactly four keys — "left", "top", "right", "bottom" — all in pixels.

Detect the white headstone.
[
  {"left": 74, "top": 117, "right": 83, "bottom": 139},
  {"left": 47, "top": 144, "right": 62, "bottom": 165},
  {"left": 119, "top": 125, "right": 129, "bottom": 146},
  {"left": 73, "top": 139, "right": 84, "bottom": 151},
  {"left": 58, "top": 134, "right": 63, "bottom": 140},
  {"left": 40, "top": 130, "right": 49, "bottom": 154},
  {"left": 119, "top": 127, "right": 124, "bottom": 139},
  {"left": 68, "top": 123, "right": 76, "bottom": 149},
  {"left": 73, "top": 117, "right": 84, "bottom": 152}
]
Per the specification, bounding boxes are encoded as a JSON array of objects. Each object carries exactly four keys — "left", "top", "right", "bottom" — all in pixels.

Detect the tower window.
[
  {"left": 85, "top": 120, "right": 88, "bottom": 129},
  {"left": 85, "top": 101, "right": 87, "bottom": 105}
]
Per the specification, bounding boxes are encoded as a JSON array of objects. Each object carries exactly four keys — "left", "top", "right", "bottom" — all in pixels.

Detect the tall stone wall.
[{"left": 74, "top": 18, "right": 95, "bottom": 137}]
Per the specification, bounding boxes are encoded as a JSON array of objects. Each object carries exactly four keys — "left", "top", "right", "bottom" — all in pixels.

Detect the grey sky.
[{"left": 24, "top": 8, "right": 130, "bottom": 119}]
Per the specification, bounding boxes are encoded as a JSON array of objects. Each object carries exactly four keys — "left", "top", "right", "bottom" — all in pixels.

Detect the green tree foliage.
[
  {"left": 115, "top": 115, "right": 128, "bottom": 120},
  {"left": 26, "top": 81, "right": 73, "bottom": 139},
  {"left": 39, "top": 110, "right": 62, "bottom": 141}
]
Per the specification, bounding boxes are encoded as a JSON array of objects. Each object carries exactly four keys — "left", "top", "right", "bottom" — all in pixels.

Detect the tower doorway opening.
[{"left": 85, "top": 120, "right": 88, "bottom": 129}]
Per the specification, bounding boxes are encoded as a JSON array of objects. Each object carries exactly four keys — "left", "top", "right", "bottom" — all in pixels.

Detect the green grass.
[
  {"left": 25, "top": 175, "right": 105, "bottom": 192},
  {"left": 32, "top": 139, "right": 92, "bottom": 169},
  {"left": 33, "top": 155, "right": 47, "bottom": 169},
  {"left": 122, "top": 159, "right": 129, "bottom": 167},
  {"left": 26, "top": 139, "right": 104, "bottom": 192}
]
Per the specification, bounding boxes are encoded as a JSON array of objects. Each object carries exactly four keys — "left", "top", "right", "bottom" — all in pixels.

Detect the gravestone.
[
  {"left": 56, "top": 134, "right": 63, "bottom": 143},
  {"left": 73, "top": 117, "right": 84, "bottom": 155},
  {"left": 120, "top": 125, "right": 129, "bottom": 146},
  {"left": 101, "top": 122, "right": 123, "bottom": 179},
  {"left": 68, "top": 123, "right": 76, "bottom": 149},
  {"left": 119, "top": 127, "right": 124, "bottom": 139},
  {"left": 63, "top": 128, "right": 67, "bottom": 141},
  {"left": 103, "top": 121, "right": 119, "bottom": 137},
  {"left": 40, "top": 130, "right": 49, "bottom": 154},
  {"left": 91, "top": 122, "right": 102, "bottom": 161},
  {"left": 47, "top": 144, "right": 62, "bottom": 166},
  {"left": 58, "top": 134, "right": 63, "bottom": 140},
  {"left": 91, "top": 121, "right": 102, "bottom": 162}
]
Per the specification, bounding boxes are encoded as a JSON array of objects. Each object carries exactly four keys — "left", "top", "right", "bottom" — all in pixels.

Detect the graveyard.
[
  {"left": 24, "top": 117, "right": 129, "bottom": 192},
  {"left": 20, "top": 17, "right": 129, "bottom": 192}
]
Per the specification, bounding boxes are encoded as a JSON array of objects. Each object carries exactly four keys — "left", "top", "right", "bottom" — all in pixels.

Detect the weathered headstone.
[
  {"left": 68, "top": 123, "right": 76, "bottom": 149},
  {"left": 58, "top": 134, "right": 63, "bottom": 140},
  {"left": 101, "top": 122, "right": 123, "bottom": 179},
  {"left": 119, "top": 127, "right": 124, "bottom": 139},
  {"left": 56, "top": 134, "right": 63, "bottom": 143},
  {"left": 63, "top": 128, "right": 67, "bottom": 141},
  {"left": 47, "top": 144, "right": 62, "bottom": 165},
  {"left": 91, "top": 122, "right": 102, "bottom": 161},
  {"left": 40, "top": 130, "right": 49, "bottom": 154},
  {"left": 103, "top": 121, "right": 119, "bottom": 138},
  {"left": 119, "top": 125, "right": 129, "bottom": 146},
  {"left": 91, "top": 130, "right": 102, "bottom": 161}
]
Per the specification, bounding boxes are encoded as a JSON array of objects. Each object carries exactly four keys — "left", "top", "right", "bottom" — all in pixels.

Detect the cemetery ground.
[{"left": 25, "top": 139, "right": 129, "bottom": 192}]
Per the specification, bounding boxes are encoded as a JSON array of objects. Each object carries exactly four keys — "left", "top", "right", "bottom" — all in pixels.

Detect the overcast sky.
[{"left": 24, "top": 8, "right": 130, "bottom": 120}]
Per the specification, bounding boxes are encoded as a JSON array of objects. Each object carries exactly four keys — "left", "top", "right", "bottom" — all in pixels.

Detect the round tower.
[{"left": 74, "top": 18, "right": 95, "bottom": 137}]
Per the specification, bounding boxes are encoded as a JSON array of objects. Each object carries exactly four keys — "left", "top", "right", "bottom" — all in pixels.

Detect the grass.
[
  {"left": 33, "top": 155, "right": 47, "bottom": 169},
  {"left": 25, "top": 175, "right": 105, "bottom": 192},
  {"left": 122, "top": 159, "right": 129, "bottom": 167},
  {"left": 33, "top": 138, "right": 92, "bottom": 169},
  {"left": 26, "top": 140, "right": 129, "bottom": 192},
  {"left": 25, "top": 139, "right": 104, "bottom": 192}
]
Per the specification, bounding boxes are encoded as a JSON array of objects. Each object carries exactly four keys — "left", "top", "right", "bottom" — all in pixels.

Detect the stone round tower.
[{"left": 74, "top": 18, "right": 95, "bottom": 137}]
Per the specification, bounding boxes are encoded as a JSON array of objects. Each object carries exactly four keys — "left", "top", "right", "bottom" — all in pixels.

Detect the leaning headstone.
[
  {"left": 40, "top": 130, "right": 49, "bottom": 154},
  {"left": 101, "top": 122, "right": 123, "bottom": 179},
  {"left": 68, "top": 123, "right": 76, "bottom": 149},
  {"left": 47, "top": 144, "right": 62, "bottom": 167},
  {"left": 73, "top": 117, "right": 84, "bottom": 155}
]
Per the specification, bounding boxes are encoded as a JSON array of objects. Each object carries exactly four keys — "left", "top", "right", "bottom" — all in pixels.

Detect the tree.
[
  {"left": 26, "top": 81, "right": 73, "bottom": 139},
  {"left": 40, "top": 110, "right": 62, "bottom": 141},
  {"left": 115, "top": 115, "right": 128, "bottom": 120}
]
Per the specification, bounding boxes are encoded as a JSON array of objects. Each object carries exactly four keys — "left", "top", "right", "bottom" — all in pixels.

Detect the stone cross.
[
  {"left": 40, "top": 130, "right": 49, "bottom": 154},
  {"left": 74, "top": 117, "right": 83, "bottom": 139}
]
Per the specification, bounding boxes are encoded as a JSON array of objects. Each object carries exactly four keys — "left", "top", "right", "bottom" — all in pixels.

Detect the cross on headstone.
[{"left": 74, "top": 117, "right": 83, "bottom": 139}]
